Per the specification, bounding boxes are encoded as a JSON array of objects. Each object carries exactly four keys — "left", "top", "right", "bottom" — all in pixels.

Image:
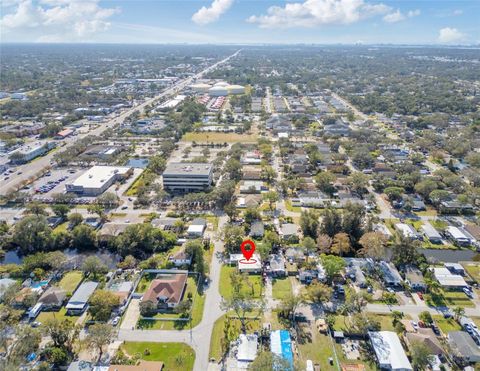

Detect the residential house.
[
  {"left": 242, "top": 166, "right": 263, "bottom": 180},
  {"left": 238, "top": 254, "right": 262, "bottom": 274},
  {"left": 299, "top": 270, "right": 316, "bottom": 284},
  {"left": 369, "top": 331, "right": 413, "bottom": 371},
  {"left": 404, "top": 266, "right": 427, "bottom": 292},
  {"left": 445, "top": 226, "right": 471, "bottom": 247},
  {"left": 232, "top": 334, "right": 258, "bottom": 370},
  {"left": 432, "top": 267, "right": 468, "bottom": 290},
  {"left": 168, "top": 249, "right": 192, "bottom": 267},
  {"left": 66, "top": 281, "right": 98, "bottom": 314},
  {"left": 285, "top": 247, "right": 306, "bottom": 263},
  {"left": 395, "top": 223, "right": 421, "bottom": 240},
  {"left": 187, "top": 218, "right": 207, "bottom": 238},
  {"left": 448, "top": 331, "right": 480, "bottom": 363},
  {"left": 405, "top": 328, "right": 444, "bottom": 356},
  {"left": 268, "top": 254, "right": 287, "bottom": 277},
  {"left": 236, "top": 194, "right": 262, "bottom": 209},
  {"left": 239, "top": 180, "right": 266, "bottom": 194},
  {"left": 249, "top": 221, "right": 265, "bottom": 238},
  {"left": 379, "top": 261, "right": 403, "bottom": 288},
  {"left": 280, "top": 223, "right": 300, "bottom": 242},
  {"left": 444, "top": 263, "right": 465, "bottom": 276},
  {"left": 142, "top": 272, "right": 188, "bottom": 310},
  {"left": 440, "top": 201, "right": 474, "bottom": 215},
  {"left": 38, "top": 287, "right": 66, "bottom": 310},
  {"left": 421, "top": 223, "right": 442, "bottom": 244}
]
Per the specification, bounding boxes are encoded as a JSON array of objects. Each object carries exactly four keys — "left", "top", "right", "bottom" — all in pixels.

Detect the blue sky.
[{"left": 1, "top": 0, "right": 478, "bottom": 44}]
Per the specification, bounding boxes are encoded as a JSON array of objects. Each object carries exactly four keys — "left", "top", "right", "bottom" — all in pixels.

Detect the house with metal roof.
[
  {"left": 369, "top": 331, "right": 412, "bottom": 371},
  {"left": 421, "top": 222, "right": 442, "bottom": 244},
  {"left": 378, "top": 261, "right": 403, "bottom": 288},
  {"left": 66, "top": 281, "right": 98, "bottom": 314}
]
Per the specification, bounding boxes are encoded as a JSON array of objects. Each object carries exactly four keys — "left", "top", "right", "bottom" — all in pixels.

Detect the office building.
[{"left": 162, "top": 162, "right": 213, "bottom": 193}]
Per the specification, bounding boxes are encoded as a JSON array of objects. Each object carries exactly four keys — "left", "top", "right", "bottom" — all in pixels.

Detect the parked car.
[{"left": 112, "top": 316, "right": 121, "bottom": 326}]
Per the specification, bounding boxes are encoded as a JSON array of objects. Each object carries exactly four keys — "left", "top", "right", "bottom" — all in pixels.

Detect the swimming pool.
[{"left": 31, "top": 280, "right": 49, "bottom": 289}]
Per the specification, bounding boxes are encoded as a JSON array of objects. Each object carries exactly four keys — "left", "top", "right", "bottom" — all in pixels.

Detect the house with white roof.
[
  {"left": 432, "top": 267, "right": 468, "bottom": 290},
  {"left": 369, "top": 331, "right": 413, "bottom": 371}
]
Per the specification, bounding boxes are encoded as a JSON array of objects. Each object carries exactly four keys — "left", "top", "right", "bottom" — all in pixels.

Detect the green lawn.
[
  {"left": 333, "top": 313, "right": 409, "bottom": 333},
  {"left": 182, "top": 132, "right": 257, "bottom": 143},
  {"left": 463, "top": 263, "right": 480, "bottom": 283},
  {"left": 432, "top": 315, "right": 461, "bottom": 334},
  {"left": 285, "top": 199, "right": 301, "bottom": 213},
  {"left": 53, "top": 222, "right": 68, "bottom": 233},
  {"left": 209, "top": 314, "right": 261, "bottom": 361},
  {"left": 135, "top": 273, "right": 157, "bottom": 294},
  {"left": 219, "top": 265, "right": 263, "bottom": 299},
  {"left": 425, "top": 288, "right": 474, "bottom": 308},
  {"left": 272, "top": 277, "right": 292, "bottom": 300},
  {"left": 137, "top": 277, "right": 205, "bottom": 330},
  {"left": 121, "top": 342, "right": 195, "bottom": 371},
  {"left": 406, "top": 219, "right": 423, "bottom": 230},
  {"left": 58, "top": 271, "right": 83, "bottom": 294},
  {"left": 431, "top": 220, "right": 448, "bottom": 231},
  {"left": 37, "top": 307, "right": 72, "bottom": 324}
]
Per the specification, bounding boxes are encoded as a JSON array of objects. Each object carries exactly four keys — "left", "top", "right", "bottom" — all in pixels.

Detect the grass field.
[
  {"left": 272, "top": 277, "right": 292, "bottom": 300},
  {"left": 182, "top": 132, "right": 257, "bottom": 143},
  {"left": 121, "top": 342, "right": 195, "bottom": 371},
  {"left": 219, "top": 265, "right": 263, "bottom": 299},
  {"left": 58, "top": 271, "right": 83, "bottom": 294},
  {"left": 285, "top": 199, "right": 301, "bottom": 213},
  {"left": 209, "top": 314, "right": 261, "bottom": 361},
  {"left": 332, "top": 313, "right": 407, "bottom": 332},
  {"left": 137, "top": 277, "right": 205, "bottom": 330},
  {"left": 37, "top": 307, "right": 72, "bottom": 324},
  {"left": 432, "top": 315, "right": 461, "bottom": 334},
  {"left": 463, "top": 263, "right": 480, "bottom": 283},
  {"left": 425, "top": 288, "right": 474, "bottom": 308}
]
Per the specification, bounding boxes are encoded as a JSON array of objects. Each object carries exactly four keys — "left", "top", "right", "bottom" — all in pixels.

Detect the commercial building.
[
  {"left": 9, "top": 141, "right": 56, "bottom": 164},
  {"left": 66, "top": 165, "right": 133, "bottom": 196},
  {"left": 369, "top": 331, "right": 412, "bottom": 371},
  {"left": 162, "top": 163, "right": 213, "bottom": 193}
]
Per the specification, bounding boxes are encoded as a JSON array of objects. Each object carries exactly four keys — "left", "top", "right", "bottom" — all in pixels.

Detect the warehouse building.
[
  {"left": 65, "top": 165, "right": 133, "bottom": 196},
  {"left": 162, "top": 163, "right": 213, "bottom": 193}
]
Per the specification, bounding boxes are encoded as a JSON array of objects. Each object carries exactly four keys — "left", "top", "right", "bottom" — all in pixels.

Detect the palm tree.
[
  {"left": 453, "top": 306, "right": 465, "bottom": 321},
  {"left": 391, "top": 310, "right": 404, "bottom": 326}
]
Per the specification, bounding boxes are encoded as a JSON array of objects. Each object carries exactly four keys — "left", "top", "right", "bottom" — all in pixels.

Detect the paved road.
[
  {"left": 0, "top": 49, "right": 241, "bottom": 196},
  {"left": 366, "top": 303, "right": 480, "bottom": 318},
  {"left": 118, "top": 215, "right": 228, "bottom": 371}
]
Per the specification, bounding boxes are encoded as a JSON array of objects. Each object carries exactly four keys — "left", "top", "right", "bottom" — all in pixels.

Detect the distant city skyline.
[{"left": 1, "top": 0, "right": 479, "bottom": 45}]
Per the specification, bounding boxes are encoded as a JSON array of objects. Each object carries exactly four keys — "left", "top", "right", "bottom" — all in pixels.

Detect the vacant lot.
[
  {"left": 272, "top": 277, "right": 292, "bottom": 300},
  {"left": 219, "top": 265, "right": 263, "bottom": 299},
  {"left": 463, "top": 262, "right": 480, "bottom": 283},
  {"left": 121, "top": 342, "right": 195, "bottom": 371},
  {"left": 432, "top": 315, "right": 461, "bottom": 334},
  {"left": 425, "top": 288, "right": 474, "bottom": 308},
  {"left": 58, "top": 271, "right": 83, "bottom": 294},
  {"left": 182, "top": 132, "right": 257, "bottom": 143}
]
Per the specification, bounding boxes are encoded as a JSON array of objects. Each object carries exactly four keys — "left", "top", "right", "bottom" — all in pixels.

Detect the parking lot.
[{"left": 28, "top": 168, "right": 84, "bottom": 197}]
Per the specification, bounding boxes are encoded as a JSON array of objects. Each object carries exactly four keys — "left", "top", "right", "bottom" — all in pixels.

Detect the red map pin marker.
[{"left": 240, "top": 239, "right": 256, "bottom": 261}]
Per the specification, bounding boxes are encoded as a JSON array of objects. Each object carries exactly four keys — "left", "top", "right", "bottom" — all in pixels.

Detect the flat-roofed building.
[
  {"left": 421, "top": 222, "right": 442, "bottom": 244},
  {"left": 66, "top": 165, "right": 133, "bottom": 196},
  {"left": 432, "top": 267, "right": 468, "bottom": 290},
  {"left": 162, "top": 162, "right": 213, "bottom": 193},
  {"left": 369, "top": 331, "right": 412, "bottom": 371},
  {"left": 9, "top": 141, "right": 56, "bottom": 164}
]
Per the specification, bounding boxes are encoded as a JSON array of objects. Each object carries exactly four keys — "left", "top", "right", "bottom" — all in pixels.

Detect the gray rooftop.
[
  {"left": 163, "top": 162, "right": 212, "bottom": 176},
  {"left": 67, "top": 281, "right": 98, "bottom": 307}
]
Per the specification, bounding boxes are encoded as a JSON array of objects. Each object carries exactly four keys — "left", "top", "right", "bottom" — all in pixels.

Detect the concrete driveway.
[{"left": 121, "top": 298, "right": 140, "bottom": 330}]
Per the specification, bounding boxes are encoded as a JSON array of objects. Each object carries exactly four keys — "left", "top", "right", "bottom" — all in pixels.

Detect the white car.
[{"left": 112, "top": 316, "right": 121, "bottom": 326}]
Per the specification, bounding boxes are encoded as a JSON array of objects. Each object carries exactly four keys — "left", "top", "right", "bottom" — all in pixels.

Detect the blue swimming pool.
[{"left": 31, "top": 280, "right": 49, "bottom": 289}]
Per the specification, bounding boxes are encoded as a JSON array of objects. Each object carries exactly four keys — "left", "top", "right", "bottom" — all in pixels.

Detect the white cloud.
[
  {"left": 383, "top": 8, "right": 420, "bottom": 23},
  {"left": 438, "top": 27, "right": 465, "bottom": 43},
  {"left": 383, "top": 9, "right": 404, "bottom": 23},
  {"left": 192, "top": 0, "right": 234, "bottom": 25},
  {"left": 0, "top": 0, "right": 120, "bottom": 41},
  {"left": 247, "top": 0, "right": 393, "bottom": 28},
  {"left": 407, "top": 9, "right": 420, "bottom": 17}
]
